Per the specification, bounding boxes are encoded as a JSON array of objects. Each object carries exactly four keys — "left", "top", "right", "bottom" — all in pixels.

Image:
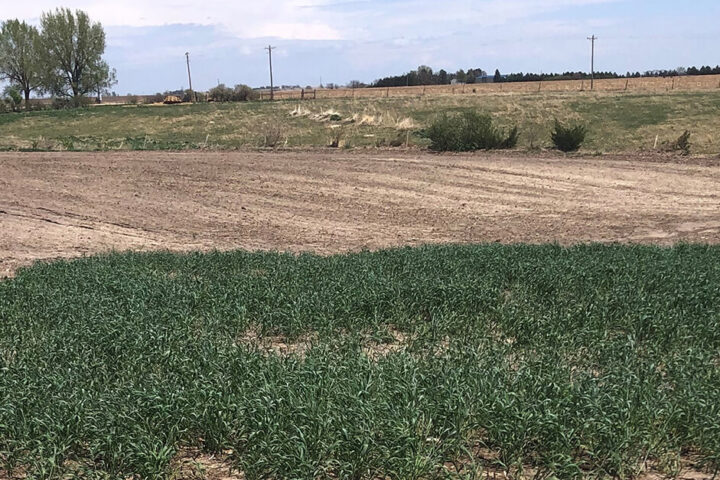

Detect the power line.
[
  {"left": 587, "top": 35, "right": 597, "bottom": 90},
  {"left": 265, "top": 45, "right": 276, "bottom": 100}
]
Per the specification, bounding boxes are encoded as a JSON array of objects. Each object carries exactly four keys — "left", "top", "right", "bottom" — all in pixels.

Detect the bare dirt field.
[{"left": 2, "top": 150, "right": 719, "bottom": 277}]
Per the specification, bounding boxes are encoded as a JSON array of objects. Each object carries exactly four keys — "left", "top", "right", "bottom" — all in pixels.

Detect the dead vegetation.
[
  {"left": 289, "top": 104, "right": 416, "bottom": 130},
  {"left": 236, "top": 325, "right": 318, "bottom": 357},
  {"left": 272, "top": 74, "right": 720, "bottom": 100},
  {"left": 170, "top": 448, "right": 243, "bottom": 480}
]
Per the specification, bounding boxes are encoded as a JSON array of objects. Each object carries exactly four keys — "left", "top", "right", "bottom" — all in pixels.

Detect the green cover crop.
[{"left": 0, "top": 244, "right": 719, "bottom": 479}]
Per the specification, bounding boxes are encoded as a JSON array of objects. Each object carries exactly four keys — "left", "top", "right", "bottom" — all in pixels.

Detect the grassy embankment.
[{"left": 0, "top": 90, "right": 719, "bottom": 153}]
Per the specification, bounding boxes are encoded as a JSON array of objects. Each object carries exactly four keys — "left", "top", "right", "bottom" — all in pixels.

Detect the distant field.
[
  {"left": 271, "top": 73, "right": 720, "bottom": 100},
  {"left": 100, "top": 74, "right": 720, "bottom": 103},
  {"left": 2, "top": 89, "right": 720, "bottom": 153}
]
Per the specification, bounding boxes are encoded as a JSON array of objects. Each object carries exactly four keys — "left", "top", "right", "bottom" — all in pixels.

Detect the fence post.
[
  {"left": 301, "top": 89, "right": 305, "bottom": 100},
  {"left": 386, "top": 88, "right": 390, "bottom": 98}
]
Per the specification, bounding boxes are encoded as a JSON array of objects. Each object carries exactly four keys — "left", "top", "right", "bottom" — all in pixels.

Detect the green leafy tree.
[
  {"left": 0, "top": 20, "right": 42, "bottom": 109},
  {"left": 417, "top": 65, "right": 433, "bottom": 85},
  {"left": 437, "top": 69, "right": 448, "bottom": 84},
  {"left": 38, "top": 8, "right": 116, "bottom": 106},
  {"left": 208, "top": 83, "right": 233, "bottom": 102}
]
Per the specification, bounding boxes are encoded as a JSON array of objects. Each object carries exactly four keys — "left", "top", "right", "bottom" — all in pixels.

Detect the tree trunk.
[
  {"left": 24, "top": 89, "right": 31, "bottom": 111},
  {"left": 72, "top": 83, "right": 80, "bottom": 107}
]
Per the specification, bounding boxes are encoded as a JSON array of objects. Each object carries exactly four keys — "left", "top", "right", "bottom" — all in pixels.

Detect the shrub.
[
  {"left": 551, "top": 119, "right": 587, "bottom": 152},
  {"left": 500, "top": 126, "right": 519, "bottom": 149},
  {"left": 328, "top": 127, "right": 344, "bottom": 148},
  {"left": 389, "top": 133, "right": 406, "bottom": 147},
  {"left": 209, "top": 84, "right": 258, "bottom": 103},
  {"left": 426, "top": 111, "right": 519, "bottom": 152},
  {"left": 50, "top": 97, "right": 73, "bottom": 110},
  {"left": 525, "top": 125, "right": 542, "bottom": 150},
  {"left": 49, "top": 96, "right": 93, "bottom": 110},
  {"left": 147, "top": 93, "right": 164, "bottom": 104},
  {"left": 261, "top": 124, "right": 286, "bottom": 148},
  {"left": 209, "top": 84, "right": 232, "bottom": 102},
  {"left": 27, "top": 100, "right": 48, "bottom": 111},
  {"left": 181, "top": 89, "right": 196, "bottom": 103},
  {"left": 664, "top": 130, "right": 691, "bottom": 155},
  {"left": 232, "top": 84, "right": 259, "bottom": 102},
  {"left": 2, "top": 86, "right": 23, "bottom": 112}
]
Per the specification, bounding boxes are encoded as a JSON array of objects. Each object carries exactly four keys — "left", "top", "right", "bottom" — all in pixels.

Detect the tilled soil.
[{"left": 2, "top": 150, "right": 719, "bottom": 277}]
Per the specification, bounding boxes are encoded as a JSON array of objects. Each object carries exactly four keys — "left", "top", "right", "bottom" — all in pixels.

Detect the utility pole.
[
  {"left": 265, "top": 45, "right": 276, "bottom": 100},
  {"left": 185, "top": 52, "right": 194, "bottom": 102},
  {"left": 587, "top": 35, "right": 597, "bottom": 90}
]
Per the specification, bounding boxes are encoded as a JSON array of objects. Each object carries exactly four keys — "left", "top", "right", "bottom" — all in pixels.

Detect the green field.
[
  {"left": 1, "top": 90, "right": 719, "bottom": 153},
  {"left": 1, "top": 245, "right": 719, "bottom": 479}
]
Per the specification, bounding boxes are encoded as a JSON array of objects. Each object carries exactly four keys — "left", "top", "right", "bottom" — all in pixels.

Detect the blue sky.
[{"left": 5, "top": 0, "right": 720, "bottom": 93}]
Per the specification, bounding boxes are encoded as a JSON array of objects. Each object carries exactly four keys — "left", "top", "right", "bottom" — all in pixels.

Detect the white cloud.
[
  {"left": 4, "top": 0, "right": 343, "bottom": 40},
  {"left": 4, "top": 0, "right": 621, "bottom": 42}
]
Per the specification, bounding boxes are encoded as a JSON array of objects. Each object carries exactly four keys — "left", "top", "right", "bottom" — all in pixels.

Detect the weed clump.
[
  {"left": 426, "top": 111, "right": 519, "bottom": 152},
  {"left": 261, "top": 124, "right": 286, "bottom": 148},
  {"left": 328, "top": 126, "right": 344, "bottom": 148},
  {"left": 663, "top": 130, "right": 691, "bottom": 155},
  {"left": 551, "top": 119, "right": 587, "bottom": 152}
]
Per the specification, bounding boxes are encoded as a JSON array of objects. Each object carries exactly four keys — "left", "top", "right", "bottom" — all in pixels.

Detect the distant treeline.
[{"left": 367, "top": 65, "right": 720, "bottom": 88}]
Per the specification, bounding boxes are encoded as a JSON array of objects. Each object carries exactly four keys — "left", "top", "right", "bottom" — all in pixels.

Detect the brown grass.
[
  {"left": 170, "top": 448, "right": 243, "bottom": 480},
  {"left": 271, "top": 74, "right": 720, "bottom": 100}
]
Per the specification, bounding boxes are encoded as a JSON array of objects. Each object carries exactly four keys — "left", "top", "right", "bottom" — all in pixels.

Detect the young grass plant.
[{"left": 1, "top": 244, "right": 719, "bottom": 479}]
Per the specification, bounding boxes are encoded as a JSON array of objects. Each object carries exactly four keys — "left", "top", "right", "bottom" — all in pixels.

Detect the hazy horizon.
[{"left": 3, "top": 0, "right": 719, "bottom": 94}]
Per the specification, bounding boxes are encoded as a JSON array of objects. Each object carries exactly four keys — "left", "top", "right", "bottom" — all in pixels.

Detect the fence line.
[
  {"left": 31, "top": 74, "right": 719, "bottom": 106},
  {"left": 268, "top": 74, "right": 720, "bottom": 101}
]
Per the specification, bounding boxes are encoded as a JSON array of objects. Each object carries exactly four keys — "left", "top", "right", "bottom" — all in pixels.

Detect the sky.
[{"left": 3, "top": 0, "right": 720, "bottom": 94}]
